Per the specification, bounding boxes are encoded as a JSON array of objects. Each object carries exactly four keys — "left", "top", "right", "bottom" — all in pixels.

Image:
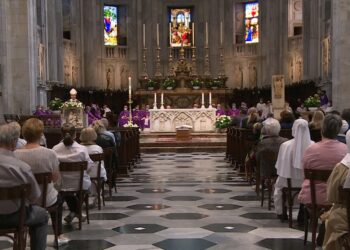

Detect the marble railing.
[
  {"left": 105, "top": 46, "right": 128, "bottom": 59},
  {"left": 288, "top": 35, "right": 303, "bottom": 52},
  {"left": 233, "top": 43, "right": 258, "bottom": 57}
]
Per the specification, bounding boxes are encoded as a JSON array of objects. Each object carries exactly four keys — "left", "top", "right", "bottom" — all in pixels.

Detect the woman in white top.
[
  {"left": 14, "top": 118, "right": 69, "bottom": 246},
  {"left": 273, "top": 119, "right": 314, "bottom": 218},
  {"left": 80, "top": 127, "right": 107, "bottom": 181},
  {"left": 53, "top": 123, "right": 92, "bottom": 224}
]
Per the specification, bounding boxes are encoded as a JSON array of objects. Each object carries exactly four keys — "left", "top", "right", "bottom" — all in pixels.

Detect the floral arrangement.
[
  {"left": 48, "top": 98, "right": 64, "bottom": 110},
  {"left": 304, "top": 94, "right": 321, "bottom": 108},
  {"left": 211, "top": 79, "right": 224, "bottom": 88},
  {"left": 123, "top": 121, "right": 139, "bottom": 128},
  {"left": 145, "top": 79, "right": 158, "bottom": 90},
  {"left": 190, "top": 79, "right": 202, "bottom": 88},
  {"left": 215, "top": 115, "right": 232, "bottom": 129},
  {"left": 61, "top": 100, "right": 84, "bottom": 109},
  {"left": 162, "top": 78, "right": 176, "bottom": 89}
]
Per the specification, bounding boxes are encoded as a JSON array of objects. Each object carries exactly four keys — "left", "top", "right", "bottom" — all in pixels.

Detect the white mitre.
[{"left": 70, "top": 88, "right": 77, "bottom": 95}]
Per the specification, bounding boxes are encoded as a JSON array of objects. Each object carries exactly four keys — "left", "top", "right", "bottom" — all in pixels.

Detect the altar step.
[{"left": 140, "top": 132, "right": 226, "bottom": 153}]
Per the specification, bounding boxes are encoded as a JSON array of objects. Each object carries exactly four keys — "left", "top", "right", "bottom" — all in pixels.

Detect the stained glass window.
[
  {"left": 104, "top": 5, "right": 118, "bottom": 46},
  {"left": 169, "top": 8, "right": 193, "bottom": 47},
  {"left": 245, "top": 2, "right": 259, "bottom": 44}
]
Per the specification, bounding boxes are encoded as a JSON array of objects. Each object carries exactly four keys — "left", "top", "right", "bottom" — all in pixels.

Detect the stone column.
[
  {"left": 303, "top": 0, "right": 321, "bottom": 80},
  {"left": 0, "top": 0, "right": 38, "bottom": 115},
  {"left": 332, "top": 0, "right": 350, "bottom": 110},
  {"left": 46, "top": 0, "right": 64, "bottom": 84},
  {"left": 259, "top": 0, "right": 288, "bottom": 86}
]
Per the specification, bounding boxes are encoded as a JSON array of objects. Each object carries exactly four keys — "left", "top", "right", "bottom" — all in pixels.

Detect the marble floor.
[{"left": 0, "top": 152, "right": 314, "bottom": 250}]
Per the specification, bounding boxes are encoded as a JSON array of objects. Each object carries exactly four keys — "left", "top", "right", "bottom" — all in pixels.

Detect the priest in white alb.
[{"left": 273, "top": 119, "right": 314, "bottom": 218}]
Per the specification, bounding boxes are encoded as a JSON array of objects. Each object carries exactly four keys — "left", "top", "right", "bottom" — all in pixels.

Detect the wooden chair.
[
  {"left": 103, "top": 147, "right": 117, "bottom": 196},
  {"left": 0, "top": 184, "right": 30, "bottom": 250},
  {"left": 281, "top": 178, "right": 301, "bottom": 227},
  {"left": 34, "top": 172, "right": 59, "bottom": 247},
  {"left": 59, "top": 161, "right": 90, "bottom": 230},
  {"left": 303, "top": 169, "right": 333, "bottom": 250},
  {"left": 3, "top": 114, "right": 20, "bottom": 123},
  {"left": 338, "top": 187, "right": 350, "bottom": 248},
  {"left": 258, "top": 149, "right": 278, "bottom": 210},
  {"left": 89, "top": 153, "right": 106, "bottom": 210}
]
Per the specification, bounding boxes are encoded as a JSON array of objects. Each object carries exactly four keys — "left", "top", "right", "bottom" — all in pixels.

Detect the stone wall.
[{"left": 2, "top": 0, "right": 348, "bottom": 117}]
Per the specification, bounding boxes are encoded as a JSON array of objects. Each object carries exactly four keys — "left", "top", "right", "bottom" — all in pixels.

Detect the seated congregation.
[
  {"left": 0, "top": 116, "right": 140, "bottom": 249},
  {"left": 226, "top": 104, "right": 350, "bottom": 249}
]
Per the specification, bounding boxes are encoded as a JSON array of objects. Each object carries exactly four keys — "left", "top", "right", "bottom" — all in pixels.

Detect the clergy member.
[
  {"left": 227, "top": 103, "right": 240, "bottom": 118},
  {"left": 132, "top": 105, "right": 142, "bottom": 128},
  {"left": 69, "top": 88, "right": 79, "bottom": 102},
  {"left": 141, "top": 105, "right": 151, "bottom": 130},
  {"left": 216, "top": 104, "right": 226, "bottom": 117},
  {"left": 118, "top": 105, "right": 130, "bottom": 127}
]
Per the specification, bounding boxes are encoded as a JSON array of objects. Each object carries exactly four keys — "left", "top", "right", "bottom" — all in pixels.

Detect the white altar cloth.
[{"left": 150, "top": 108, "right": 216, "bottom": 132}]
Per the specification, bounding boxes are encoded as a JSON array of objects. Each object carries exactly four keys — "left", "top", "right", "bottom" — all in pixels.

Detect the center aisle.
[{"left": 51, "top": 152, "right": 310, "bottom": 250}]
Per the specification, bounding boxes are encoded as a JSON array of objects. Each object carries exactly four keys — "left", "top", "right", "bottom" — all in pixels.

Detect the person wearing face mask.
[
  {"left": 227, "top": 103, "right": 240, "bottom": 118},
  {"left": 118, "top": 105, "right": 130, "bottom": 127}
]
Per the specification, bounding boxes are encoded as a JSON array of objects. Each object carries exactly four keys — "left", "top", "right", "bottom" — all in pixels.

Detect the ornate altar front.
[
  {"left": 61, "top": 107, "right": 87, "bottom": 129},
  {"left": 150, "top": 108, "right": 216, "bottom": 132}
]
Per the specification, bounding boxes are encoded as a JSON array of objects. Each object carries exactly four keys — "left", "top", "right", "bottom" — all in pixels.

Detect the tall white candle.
[
  {"left": 192, "top": 22, "right": 195, "bottom": 46},
  {"left": 205, "top": 22, "right": 208, "bottom": 47},
  {"left": 209, "top": 92, "right": 212, "bottom": 105},
  {"left": 220, "top": 21, "right": 223, "bottom": 46},
  {"left": 169, "top": 23, "right": 172, "bottom": 46},
  {"left": 128, "top": 77, "right": 132, "bottom": 97},
  {"left": 154, "top": 92, "right": 157, "bottom": 104},
  {"left": 143, "top": 23, "right": 146, "bottom": 48},
  {"left": 161, "top": 92, "right": 164, "bottom": 104},
  {"left": 202, "top": 92, "right": 204, "bottom": 105},
  {"left": 157, "top": 23, "right": 159, "bottom": 47}
]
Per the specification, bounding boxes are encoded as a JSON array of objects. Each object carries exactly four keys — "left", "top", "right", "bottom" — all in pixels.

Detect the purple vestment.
[
  {"left": 216, "top": 108, "right": 226, "bottom": 117},
  {"left": 227, "top": 108, "right": 240, "bottom": 118},
  {"left": 118, "top": 110, "right": 130, "bottom": 127},
  {"left": 132, "top": 109, "right": 142, "bottom": 128}
]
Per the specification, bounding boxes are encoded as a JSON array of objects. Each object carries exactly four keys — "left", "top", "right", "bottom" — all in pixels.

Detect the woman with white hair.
[
  {"left": 323, "top": 130, "right": 350, "bottom": 250},
  {"left": 273, "top": 119, "right": 314, "bottom": 219},
  {"left": 256, "top": 118, "right": 288, "bottom": 177}
]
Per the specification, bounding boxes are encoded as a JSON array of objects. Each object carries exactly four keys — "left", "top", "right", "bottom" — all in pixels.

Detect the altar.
[{"left": 150, "top": 108, "right": 216, "bottom": 132}]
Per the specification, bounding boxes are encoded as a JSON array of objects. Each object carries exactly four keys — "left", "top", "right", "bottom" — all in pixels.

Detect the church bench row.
[{"left": 226, "top": 126, "right": 322, "bottom": 178}]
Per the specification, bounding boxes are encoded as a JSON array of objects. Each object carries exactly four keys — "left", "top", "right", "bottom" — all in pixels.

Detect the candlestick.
[
  {"left": 169, "top": 23, "right": 171, "bottom": 46},
  {"left": 143, "top": 23, "right": 146, "bottom": 48},
  {"left": 201, "top": 92, "right": 205, "bottom": 109},
  {"left": 209, "top": 92, "right": 212, "bottom": 108},
  {"left": 156, "top": 23, "right": 159, "bottom": 47},
  {"left": 205, "top": 22, "right": 208, "bottom": 47},
  {"left": 160, "top": 92, "right": 164, "bottom": 109},
  {"left": 153, "top": 92, "right": 158, "bottom": 110},
  {"left": 128, "top": 77, "right": 132, "bottom": 97},
  {"left": 192, "top": 22, "right": 195, "bottom": 46},
  {"left": 220, "top": 21, "right": 223, "bottom": 46}
]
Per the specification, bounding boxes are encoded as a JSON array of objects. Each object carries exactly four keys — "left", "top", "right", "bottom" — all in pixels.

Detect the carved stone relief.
[
  {"left": 105, "top": 65, "right": 115, "bottom": 90},
  {"left": 322, "top": 36, "right": 331, "bottom": 80},
  {"left": 120, "top": 65, "right": 129, "bottom": 90},
  {"left": 249, "top": 63, "right": 257, "bottom": 88},
  {"left": 150, "top": 109, "right": 216, "bottom": 132}
]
